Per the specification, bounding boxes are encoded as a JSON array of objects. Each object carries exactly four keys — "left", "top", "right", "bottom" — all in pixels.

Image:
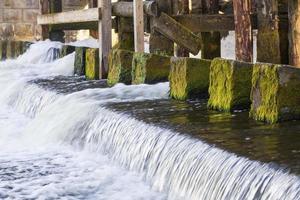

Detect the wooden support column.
[
  {"left": 201, "top": 0, "right": 221, "bottom": 59},
  {"left": 149, "top": 0, "right": 174, "bottom": 56},
  {"left": 233, "top": 0, "right": 253, "bottom": 62},
  {"left": 133, "top": 0, "right": 144, "bottom": 52},
  {"left": 175, "top": 0, "right": 190, "bottom": 57},
  {"left": 98, "top": 0, "right": 112, "bottom": 79},
  {"left": 289, "top": 0, "right": 300, "bottom": 67},
  {"left": 257, "top": 0, "right": 288, "bottom": 64},
  {"left": 49, "top": 0, "right": 65, "bottom": 42},
  {"left": 89, "top": 0, "right": 98, "bottom": 38},
  {"left": 40, "top": 0, "right": 49, "bottom": 40}
]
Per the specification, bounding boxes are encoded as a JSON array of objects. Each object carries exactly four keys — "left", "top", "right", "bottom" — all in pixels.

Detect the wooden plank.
[
  {"left": 37, "top": 1, "right": 157, "bottom": 25},
  {"left": 233, "top": 0, "right": 253, "bottom": 62},
  {"left": 288, "top": 0, "right": 300, "bottom": 67},
  {"left": 133, "top": 0, "right": 144, "bottom": 52},
  {"left": 98, "top": 0, "right": 112, "bottom": 79},
  {"left": 153, "top": 13, "right": 201, "bottom": 55}
]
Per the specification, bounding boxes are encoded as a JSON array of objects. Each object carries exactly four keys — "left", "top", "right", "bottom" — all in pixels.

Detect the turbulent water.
[{"left": 0, "top": 41, "right": 299, "bottom": 200}]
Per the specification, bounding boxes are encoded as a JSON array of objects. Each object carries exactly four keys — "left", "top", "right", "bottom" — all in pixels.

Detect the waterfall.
[{"left": 0, "top": 41, "right": 299, "bottom": 200}]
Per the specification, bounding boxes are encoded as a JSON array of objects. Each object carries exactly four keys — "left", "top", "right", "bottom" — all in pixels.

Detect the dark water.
[{"left": 34, "top": 76, "right": 300, "bottom": 175}]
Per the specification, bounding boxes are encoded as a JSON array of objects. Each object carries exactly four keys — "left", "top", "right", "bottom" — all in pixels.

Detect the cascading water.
[{"left": 0, "top": 41, "right": 299, "bottom": 200}]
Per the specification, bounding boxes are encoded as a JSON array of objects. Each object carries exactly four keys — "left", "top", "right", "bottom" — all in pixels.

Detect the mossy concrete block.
[
  {"left": 5, "top": 40, "right": 13, "bottom": 59},
  {"left": 14, "top": 41, "right": 23, "bottom": 58},
  {"left": 169, "top": 57, "right": 211, "bottom": 100},
  {"left": 132, "top": 52, "right": 171, "bottom": 84},
  {"left": 0, "top": 41, "right": 3, "bottom": 60},
  {"left": 208, "top": 58, "right": 253, "bottom": 111},
  {"left": 74, "top": 47, "right": 87, "bottom": 76},
  {"left": 250, "top": 64, "right": 300, "bottom": 123},
  {"left": 60, "top": 45, "right": 75, "bottom": 58},
  {"left": 107, "top": 49, "right": 134, "bottom": 86},
  {"left": 85, "top": 48, "right": 99, "bottom": 80}
]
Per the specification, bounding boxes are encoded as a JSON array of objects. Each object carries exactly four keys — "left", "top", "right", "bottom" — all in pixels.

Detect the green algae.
[
  {"left": 208, "top": 58, "right": 253, "bottom": 112},
  {"left": 250, "top": 64, "right": 300, "bottom": 123},
  {"left": 169, "top": 57, "right": 211, "bottom": 100},
  {"left": 107, "top": 49, "right": 134, "bottom": 86},
  {"left": 74, "top": 47, "right": 87, "bottom": 76},
  {"left": 85, "top": 48, "right": 99, "bottom": 80},
  {"left": 132, "top": 52, "right": 170, "bottom": 85}
]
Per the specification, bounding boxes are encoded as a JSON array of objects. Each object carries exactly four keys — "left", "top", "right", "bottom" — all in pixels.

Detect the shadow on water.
[{"left": 33, "top": 76, "right": 300, "bottom": 175}]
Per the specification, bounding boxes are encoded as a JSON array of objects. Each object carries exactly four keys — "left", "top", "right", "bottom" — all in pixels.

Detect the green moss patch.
[
  {"left": 107, "top": 49, "right": 134, "bottom": 86},
  {"left": 132, "top": 52, "right": 171, "bottom": 84},
  {"left": 208, "top": 58, "right": 253, "bottom": 112},
  {"left": 60, "top": 45, "right": 75, "bottom": 58},
  {"left": 250, "top": 63, "right": 300, "bottom": 123},
  {"left": 169, "top": 57, "right": 211, "bottom": 100},
  {"left": 74, "top": 47, "right": 87, "bottom": 76},
  {"left": 85, "top": 48, "right": 99, "bottom": 80}
]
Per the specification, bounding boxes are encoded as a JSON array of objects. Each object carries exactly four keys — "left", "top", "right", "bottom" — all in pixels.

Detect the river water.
[{"left": 0, "top": 41, "right": 299, "bottom": 200}]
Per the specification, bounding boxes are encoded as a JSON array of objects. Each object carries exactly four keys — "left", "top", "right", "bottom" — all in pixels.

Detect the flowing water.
[{"left": 0, "top": 41, "right": 299, "bottom": 200}]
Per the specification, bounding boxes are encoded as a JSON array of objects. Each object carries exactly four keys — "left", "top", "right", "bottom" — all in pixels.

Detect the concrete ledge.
[
  {"left": 132, "top": 52, "right": 170, "bottom": 84},
  {"left": 107, "top": 49, "right": 134, "bottom": 86},
  {"left": 208, "top": 58, "right": 253, "bottom": 111},
  {"left": 85, "top": 48, "right": 99, "bottom": 80},
  {"left": 250, "top": 63, "right": 300, "bottom": 123},
  {"left": 169, "top": 57, "right": 211, "bottom": 100}
]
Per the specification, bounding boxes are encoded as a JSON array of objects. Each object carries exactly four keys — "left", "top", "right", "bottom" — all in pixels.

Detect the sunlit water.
[{"left": 0, "top": 41, "right": 299, "bottom": 200}]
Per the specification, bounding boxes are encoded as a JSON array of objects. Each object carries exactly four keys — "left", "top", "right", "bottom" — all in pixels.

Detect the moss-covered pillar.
[
  {"left": 74, "top": 47, "right": 87, "bottom": 76},
  {"left": 169, "top": 57, "right": 211, "bottom": 100},
  {"left": 208, "top": 58, "right": 253, "bottom": 111},
  {"left": 60, "top": 45, "right": 76, "bottom": 58},
  {"left": 149, "top": 0, "right": 174, "bottom": 56},
  {"left": 250, "top": 64, "right": 300, "bottom": 123},
  {"left": 0, "top": 41, "right": 3, "bottom": 61},
  {"left": 257, "top": 0, "right": 288, "bottom": 64},
  {"left": 6, "top": 41, "right": 13, "bottom": 59},
  {"left": 14, "top": 41, "right": 23, "bottom": 58},
  {"left": 107, "top": 49, "right": 134, "bottom": 86},
  {"left": 85, "top": 48, "right": 100, "bottom": 80},
  {"left": 289, "top": 0, "right": 300, "bottom": 67},
  {"left": 132, "top": 52, "right": 171, "bottom": 84}
]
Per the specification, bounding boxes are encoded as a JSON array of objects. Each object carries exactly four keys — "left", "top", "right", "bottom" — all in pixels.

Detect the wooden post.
[
  {"left": 133, "top": 0, "right": 144, "bottom": 52},
  {"left": 289, "top": 0, "right": 300, "bottom": 67},
  {"left": 233, "top": 0, "right": 253, "bottom": 62},
  {"left": 257, "top": 0, "right": 288, "bottom": 64},
  {"left": 89, "top": 0, "right": 98, "bottom": 39},
  {"left": 49, "top": 0, "right": 65, "bottom": 42},
  {"left": 98, "top": 0, "right": 112, "bottom": 79},
  {"left": 40, "top": 0, "right": 49, "bottom": 40},
  {"left": 175, "top": 0, "right": 190, "bottom": 57},
  {"left": 201, "top": 0, "right": 221, "bottom": 59}
]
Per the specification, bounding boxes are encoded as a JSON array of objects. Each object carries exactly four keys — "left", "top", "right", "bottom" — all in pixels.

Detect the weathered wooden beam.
[
  {"left": 39, "top": 0, "right": 49, "bottom": 40},
  {"left": 288, "top": 0, "right": 300, "bottom": 67},
  {"left": 98, "top": 0, "right": 112, "bottom": 79},
  {"left": 48, "top": 0, "right": 64, "bottom": 42},
  {"left": 199, "top": 0, "right": 221, "bottom": 59},
  {"left": 173, "top": 14, "right": 257, "bottom": 32},
  {"left": 257, "top": 0, "right": 288, "bottom": 64},
  {"left": 153, "top": 12, "right": 201, "bottom": 55},
  {"left": 233, "top": 0, "right": 253, "bottom": 62},
  {"left": 37, "top": 1, "right": 157, "bottom": 25},
  {"left": 133, "top": 0, "right": 144, "bottom": 52}
]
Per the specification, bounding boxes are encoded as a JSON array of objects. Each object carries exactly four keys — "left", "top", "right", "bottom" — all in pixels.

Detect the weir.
[{"left": 0, "top": 0, "right": 300, "bottom": 199}]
